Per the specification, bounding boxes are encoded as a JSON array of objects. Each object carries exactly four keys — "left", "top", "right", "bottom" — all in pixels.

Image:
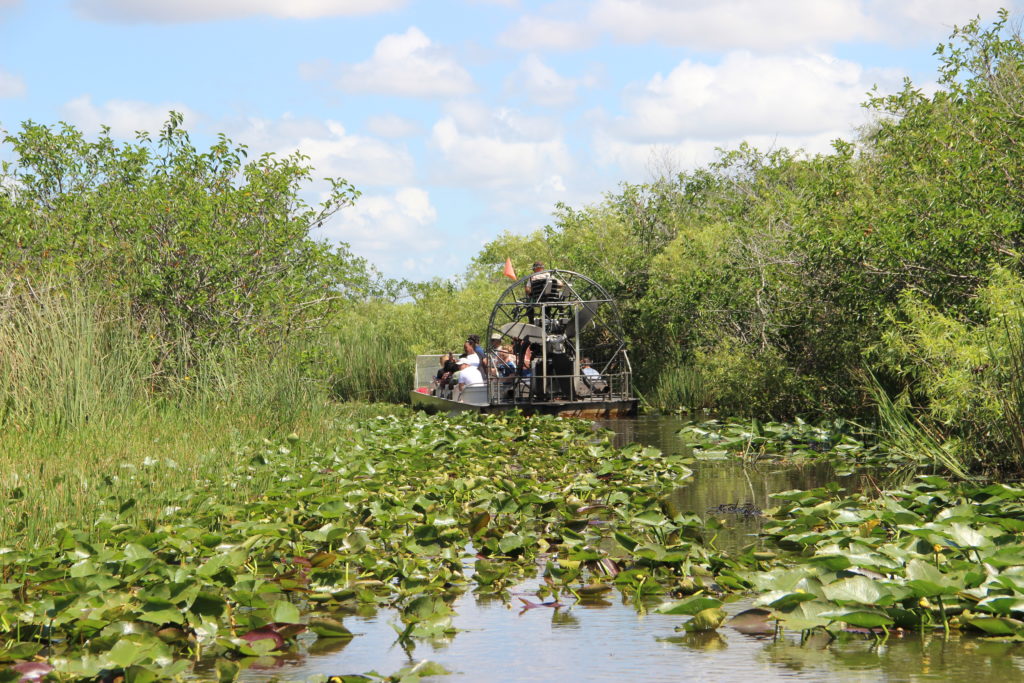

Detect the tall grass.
[
  {"left": 0, "top": 285, "right": 156, "bottom": 431},
  {"left": 0, "top": 281, "right": 410, "bottom": 547},
  {"left": 647, "top": 362, "right": 712, "bottom": 413},
  {"left": 866, "top": 371, "right": 971, "bottom": 481}
]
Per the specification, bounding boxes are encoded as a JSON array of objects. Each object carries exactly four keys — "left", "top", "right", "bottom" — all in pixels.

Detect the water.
[{"left": 235, "top": 416, "right": 1024, "bottom": 682}]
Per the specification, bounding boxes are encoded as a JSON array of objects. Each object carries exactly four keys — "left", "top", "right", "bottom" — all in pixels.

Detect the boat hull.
[{"left": 410, "top": 390, "right": 638, "bottom": 418}]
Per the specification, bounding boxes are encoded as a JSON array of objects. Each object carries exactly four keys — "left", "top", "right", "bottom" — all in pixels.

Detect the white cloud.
[
  {"left": 498, "top": 15, "right": 594, "bottom": 50},
  {"left": 328, "top": 27, "right": 474, "bottom": 97},
  {"left": 72, "top": 0, "right": 405, "bottom": 23},
  {"left": 594, "top": 131, "right": 849, "bottom": 181},
  {"left": 61, "top": 95, "right": 198, "bottom": 137},
  {"left": 506, "top": 55, "right": 592, "bottom": 107},
  {"left": 613, "top": 52, "right": 896, "bottom": 142},
  {"left": 870, "top": 0, "right": 1013, "bottom": 43},
  {"left": 431, "top": 117, "right": 570, "bottom": 189},
  {"left": 430, "top": 103, "right": 570, "bottom": 189},
  {"left": 591, "top": 0, "right": 875, "bottom": 50},
  {"left": 231, "top": 116, "right": 415, "bottom": 188},
  {"left": 501, "top": 0, "right": 1021, "bottom": 51},
  {"left": 317, "top": 187, "right": 442, "bottom": 272},
  {"left": 365, "top": 113, "right": 421, "bottom": 138},
  {"left": 0, "top": 68, "right": 25, "bottom": 97}
]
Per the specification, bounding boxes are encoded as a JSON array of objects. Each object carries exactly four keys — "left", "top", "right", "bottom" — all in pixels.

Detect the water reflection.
[{"left": 235, "top": 416, "right": 1024, "bottom": 682}]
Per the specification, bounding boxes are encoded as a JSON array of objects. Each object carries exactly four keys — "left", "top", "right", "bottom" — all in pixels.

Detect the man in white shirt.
[{"left": 456, "top": 356, "right": 484, "bottom": 401}]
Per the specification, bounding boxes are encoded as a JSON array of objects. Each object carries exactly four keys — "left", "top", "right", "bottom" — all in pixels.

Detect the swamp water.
[{"left": 231, "top": 417, "right": 1024, "bottom": 683}]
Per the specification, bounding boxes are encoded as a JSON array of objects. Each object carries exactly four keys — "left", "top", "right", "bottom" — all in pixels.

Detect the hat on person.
[
  {"left": 457, "top": 357, "right": 472, "bottom": 365},
  {"left": 490, "top": 333, "right": 501, "bottom": 340}
]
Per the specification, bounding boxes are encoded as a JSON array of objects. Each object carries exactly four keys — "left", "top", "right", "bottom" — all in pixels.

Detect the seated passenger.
[
  {"left": 433, "top": 353, "right": 457, "bottom": 396},
  {"left": 455, "top": 356, "right": 484, "bottom": 402},
  {"left": 465, "top": 334, "right": 486, "bottom": 371},
  {"left": 581, "top": 358, "right": 609, "bottom": 394},
  {"left": 489, "top": 333, "right": 516, "bottom": 377}
]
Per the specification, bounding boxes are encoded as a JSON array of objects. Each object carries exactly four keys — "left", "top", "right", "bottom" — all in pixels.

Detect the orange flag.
[{"left": 503, "top": 257, "right": 517, "bottom": 280}]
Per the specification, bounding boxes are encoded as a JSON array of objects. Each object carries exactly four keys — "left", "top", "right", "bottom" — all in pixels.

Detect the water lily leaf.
[
  {"left": 613, "top": 531, "right": 639, "bottom": 552},
  {"left": 191, "top": 591, "right": 226, "bottom": 617},
  {"left": 821, "top": 576, "right": 891, "bottom": 605},
  {"left": 820, "top": 608, "right": 894, "bottom": 628},
  {"left": 200, "top": 532, "right": 222, "bottom": 548},
  {"left": 755, "top": 591, "right": 817, "bottom": 610},
  {"left": 309, "top": 616, "right": 354, "bottom": 638},
  {"left": 318, "top": 500, "right": 347, "bottom": 518},
  {"left": 655, "top": 596, "right": 722, "bottom": 615},
  {"left": 727, "top": 608, "right": 775, "bottom": 634},
  {"left": 239, "top": 628, "right": 285, "bottom": 650},
  {"left": 468, "top": 511, "right": 490, "bottom": 536},
  {"left": 10, "top": 661, "right": 52, "bottom": 680},
  {"left": 905, "top": 558, "right": 943, "bottom": 583},
  {"left": 271, "top": 600, "right": 300, "bottom": 624},
  {"left": 947, "top": 523, "right": 993, "bottom": 549},
  {"left": 976, "top": 597, "right": 1024, "bottom": 616},
  {"left": 682, "top": 607, "right": 727, "bottom": 632},
  {"left": 138, "top": 599, "right": 184, "bottom": 625},
  {"left": 806, "top": 554, "right": 852, "bottom": 571},
  {"left": 964, "top": 616, "right": 1024, "bottom": 635},
  {"left": 343, "top": 531, "right": 369, "bottom": 552},
  {"left": 0, "top": 641, "right": 42, "bottom": 663},
  {"left": 497, "top": 534, "right": 524, "bottom": 554},
  {"left": 123, "top": 543, "right": 154, "bottom": 561},
  {"left": 311, "top": 552, "right": 337, "bottom": 568}
]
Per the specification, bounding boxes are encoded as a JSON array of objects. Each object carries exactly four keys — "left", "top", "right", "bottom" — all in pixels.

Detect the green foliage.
[
  {"left": 0, "top": 113, "right": 375, "bottom": 368},
  {"left": 873, "top": 266, "right": 1024, "bottom": 473},
  {"left": 323, "top": 275, "right": 504, "bottom": 402},
  {"left": 465, "top": 13, "right": 1024, "bottom": 449}
]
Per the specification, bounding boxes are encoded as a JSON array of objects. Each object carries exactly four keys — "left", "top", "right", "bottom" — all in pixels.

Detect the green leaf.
[
  {"left": 682, "top": 607, "right": 727, "bottom": 632},
  {"left": 655, "top": 596, "right": 723, "bottom": 615},
  {"left": 271, "top": 600, "right": 300, "bottom": 624},
  {"left": 821, "top": 576, "right": 891, "bottom": 605},
  {"left": 309, "top": 617, "right": 353, "bottom": 638}
]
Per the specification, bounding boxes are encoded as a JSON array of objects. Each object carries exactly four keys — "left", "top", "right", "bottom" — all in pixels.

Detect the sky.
[{"left": 0, "top": 0, "right": 1018, "bottom": 281}]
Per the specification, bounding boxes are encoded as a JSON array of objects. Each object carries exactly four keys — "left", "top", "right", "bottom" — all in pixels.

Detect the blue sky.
[{"left": 0, "top": 0, "right": 1017, "bottom": 280}]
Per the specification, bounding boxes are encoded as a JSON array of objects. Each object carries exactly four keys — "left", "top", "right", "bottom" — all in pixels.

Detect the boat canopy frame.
[{"left": 484, "top": 269, "right": 633, "bottom": 407}]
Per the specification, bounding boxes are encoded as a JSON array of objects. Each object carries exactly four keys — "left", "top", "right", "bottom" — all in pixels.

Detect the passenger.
[
  {"left": 455, "top": 356, "right": 484, "bottom": 402},
  {"left": 581, "top": 357, "right": 609, "bottom": 394},
  {"left": 433, "top": 353, "right": 457, "bottom": 396},
  {"left": 489, "top": 333, "right": 516, "bottom": 377},
  {"left": 465, "top": 334, "right": 485, "bottom": 371}
]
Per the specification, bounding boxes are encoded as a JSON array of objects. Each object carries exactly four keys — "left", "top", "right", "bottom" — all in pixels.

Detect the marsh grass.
[
  {"left": 0, "top": 283, "right": 409, "bottom": 547},
  {"left": 648, "top": 362, "right": 712, "bottom": 413},
  {"left": 867, "top": 372, "right": 971, "bottom": 481}
]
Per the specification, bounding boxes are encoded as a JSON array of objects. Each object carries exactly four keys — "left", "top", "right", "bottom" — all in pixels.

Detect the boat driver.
[{"left": 524, "top": 261, "right": 563, "bottom": 323}]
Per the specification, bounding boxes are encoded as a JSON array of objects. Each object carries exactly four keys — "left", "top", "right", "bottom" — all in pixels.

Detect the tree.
[{"left": 0, "top": 113, "right": 375, "bottom": 370}]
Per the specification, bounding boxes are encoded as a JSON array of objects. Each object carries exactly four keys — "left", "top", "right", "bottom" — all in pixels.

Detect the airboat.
[{"left": 410, "top": 269, "right": 639, "bottom": 417}]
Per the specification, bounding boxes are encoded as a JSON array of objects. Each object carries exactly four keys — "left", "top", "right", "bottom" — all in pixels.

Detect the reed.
[
  {"left": 0, "top": 281, "right": 410, "bottom": 547},
  {"left": 866, "top": 371, "right": 971, "bottom": 481},
  {"left": 647, "top": 362, "right": 712, "bottom": 413}
]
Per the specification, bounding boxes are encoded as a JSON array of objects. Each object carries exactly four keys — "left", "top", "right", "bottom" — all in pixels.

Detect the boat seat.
[{"left": 460, "top": 385, "right": 488, "bottom": 405}]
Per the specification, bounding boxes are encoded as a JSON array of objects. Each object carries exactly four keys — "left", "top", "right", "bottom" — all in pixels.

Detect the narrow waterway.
[{"left": 232, "top": 416, "right": 1024, "bottom": 683}]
